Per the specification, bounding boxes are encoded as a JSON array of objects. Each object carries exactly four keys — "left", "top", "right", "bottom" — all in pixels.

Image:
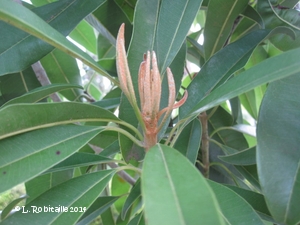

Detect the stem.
[
  {"left": 108, "top": 164, "right": 137, "bottom": 186},
  {"left": 104, "top": 126, "right": 144, "bottom": 148},
  {"left": 199, "top": 112, "right": 209, "bottom": 178},
  {"left": 31, "top": 61, "right": 61, "bottom": 102}
]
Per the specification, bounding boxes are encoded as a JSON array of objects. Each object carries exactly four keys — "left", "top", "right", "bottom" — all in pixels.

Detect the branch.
[
  {"left": 199, "top": 112, "right": 209, "bottom": 178},
  {"left": 31, "top": 61, "right": 61, "bottom": 102},
  {"left": 89, "top": 144, "right": 136, "bottom": 186}
]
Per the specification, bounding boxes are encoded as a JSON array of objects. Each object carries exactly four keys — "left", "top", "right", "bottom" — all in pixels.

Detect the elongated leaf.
[
  {"left": 0, "top": 0, "right": 115, "bottom": 84},
  {"left": 204, "top": 0, "right": 248, "bottom": 59},
  {"left": 0, "top": 0, "right": 105, "bottom": 75},
  {"left": 180, "top": 27, "right": 294, "bottom": 119},
  {"left": 0, "top": 68, "right": 41, "bottom": 106},
  {"left": 242, "top": 5, "right": 264, "bottom": 29},
  {"left": 0, "top": 125, "right": 104, "bottom": 193},
  {"left": 77, "top": 196, "right": 120, "bottom": 225},
  {"left": 189, "top": 47, "right": 300, "bottom": 116},
  {"left": 174, "top": 118, "right": 201, "bottom": 164},
  {"left": 257, "top": 73, "right": 300, "bottom": 225},
  {"left": 207, "top": 180, "right": 265, "bottom": 225},
  {"left": 40, "top": 49, "right": 83, "bottom": 101},
  {"left": 224, "top": 185, "right": 272, "bottom": 220},
  {"left": 2, "top": 84, "right": 82, "bottom": 107},
  {"left": 155, "top": 0, "right": 203, "bottom": 72},
  {"left": 121, "top": 179, "right": 141, "bottom": 220},
  {"left": 209, "top": 106, "right": 249, "bottom": 150},
  {"left": 127, "top": 213, "right": 145, "bottom": 225},
  {"left": 25, "top": 170, "right": 74, "bottom": 204},
  {"left": 1, "top": 170, "right": 115, "bottom": 225},
  {"left": 45, "top": 152, "right": 115, "bottom": 174},
  {"left": 258, "top": 0, "right": 300, "bottom": 51},
  {"left": 1, "top": 195, "right": 28, "bottom": 220},
  {"left": 142, "top": 144, "right": 225, "bottom": 225},
  {"left": 219, "top": 147, "right": 256, "bottom": 165},
  {"left": 0, "top": 102, "right": 125, "bottom": 140},
  {"left": 69, "top": 19, "right": 97, "bottom": 55}
]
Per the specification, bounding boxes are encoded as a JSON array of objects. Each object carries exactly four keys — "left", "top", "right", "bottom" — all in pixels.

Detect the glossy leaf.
[
  {"left": 121, "top": 179, "right": 141, "bottom": 220},
  {"left": 142, "top": 144, "right": 225, "bottom": 225},
  {"left": 155, "top": 0, "right": 203, "bottom": 72},
  {"left": 1, "top": 170, "right": 115, "bottom": 225},
  {"left": 242, "top": 5, "right": 264, "bottom": 29},
  {"left": 189, "top": 47, "right": 300, "bottom": 116},
  {"left": 45, "top": 152, "right": 116, "bottom": 174},
  {"left": 0, "top": 0, "right": 105, "bottom": 75},
  {"left": 0, "top": 68, "right": 41, "bottom": 106},
  {"left": 203, "top": 0, "right": 249, "bottom": 59},
  {"left": 208, "top": 106, "right": 249, "bottom": 150},
  {"left": 40, "top": 49, "right": 83, "bottom": 101},
  {"left": 0, "top": 0, "right": 115, "bottom": 84},
  {"left": 174, "top": 118, "right": 201, "bottom": 164},
  {"left": 219, "top": 147, "right": 256, "bottom": 165},
  {"left": 127, "top": 213, "right": 145, "bottom": 225},
  {"left": 0, "top": 102, "right": 124, "bottom": 140},
  {"left": 257, "top": 0, "right": 300, "bottom": 51},
  {"left": 180, "top": 27, "right": 292, "bottom": 119},
  {"left": 224, "top": 185, "right": 272, "bottom": 220},
  {"left": 77, "top": 196, "right": 120, "bottom": 225},
  {"left": 2, "top": 84, "right": 82, "bottom": 107},
  {"left": 257, "top": 73, "right": 300, "bottom": 225},
  {"left": 0, "top": 125, "right": 104, "bottom": 193},
  {"left": 25, "top": 170, "right": 74, "bottom": 204},
  {"left": 0, "top": 195, "right": 28, "bottom": 221},
  {"left": 208, "top": 180, "right": 265, "bottom": 225},
  {"left": 69, "top": 19, "right": 97, "bottom": 55}
]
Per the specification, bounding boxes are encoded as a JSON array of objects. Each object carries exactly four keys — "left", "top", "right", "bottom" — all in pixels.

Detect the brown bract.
[{"left": 116, "top": 23, "right": 188, "bottom": 151}]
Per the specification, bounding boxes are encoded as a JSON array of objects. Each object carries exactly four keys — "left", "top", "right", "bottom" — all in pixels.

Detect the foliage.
[{"left": 0, "top": 0, "right": 300, "bottom": 224}]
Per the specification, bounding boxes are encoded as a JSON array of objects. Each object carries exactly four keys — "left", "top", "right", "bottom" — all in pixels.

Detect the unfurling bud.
[{"left": 116, "top": 23, "right": 188, "bottom": 151}]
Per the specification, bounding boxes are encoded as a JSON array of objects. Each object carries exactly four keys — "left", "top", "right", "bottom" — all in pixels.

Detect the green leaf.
[
  {"left": 0, "top": 68, "right": 41, "bottom": 106},
  {"left": 257, "top": 73, "right": 300, "bottom": 225},
  {"left": 1, "top": 170, "right": 115, "bottom": 225},
  {"left": 121, "top": 179, "right": 141, "bottom": 220},
  {"left": 0, "top": 0, "right": 105, "bottom": 76},
  {"left": 93, "top": 0, "right": 133, "bottom": 48},
  {"left": 258, "top": 0, "right": 300, "bottom": 51},
  {"left": 224, "top": 185, "right": 272, "bottom": 220},
  {"left": 45, "top": 152, "right": 116, "bottom": 174},
  {"left": 92, "top": 97, "right": 121, "bottom": 110},
  {"left": 0, "top": 125, "right": 104, "bottom": 193},
  {"left": 77, "top": 196, "right": 120, "bottom": 225},
  {"left": 180, "top": 28, "right": 292, "bottom": 119},
  {"left": 0, "top": 195, "right": 28, "bottom": 221},
  {"left": 97, "top": 33, "right": 116, "bottom": 59},
  {"left": 207, "top": 180, "right": 265, "bottom": 225},
  {"left": 219, "top": 147, "right": 256, "bottom": 165},
  {"left": 174, "top": 118, "right": 201, "bottom": 164},
  {"left": 0, "top": 102, "right": 123, "bottom": 140},
  {"left": 155, "top": 0, "right": 203, "bottom": 72},
  {"left": 142, "top": 144, "right": 225, "bottom": 225},
  {"left": 242, "top": 5, "right": 264, "bottom": 29},
  {"left": 127, "top": 212, "right": 145, "bottom": 225},
  {"left": 208, "top": 107, "right": 249, "bottom": 150},
  {"left": 69, "top": 19, "right": 97, "bottom": 55},
  {"left": 25, "top": 170, "right": 74, "bottom": 204},
  {"left": 0, "top": 0, "right": 115, "bottom": 84},
  {"left": 203, "top": 0, "right": 249, "bottom": 59},
  {"left": 40, "top": 49, "right": 83, "bottom": 101},
  {"left": 189, "top": 47, "right": 300, "bottom": 116},
  {"left": 2, "top": 84, "right": 82, "bottom": 107}
]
